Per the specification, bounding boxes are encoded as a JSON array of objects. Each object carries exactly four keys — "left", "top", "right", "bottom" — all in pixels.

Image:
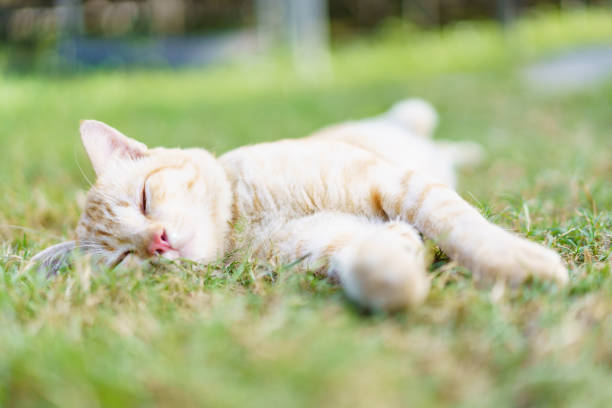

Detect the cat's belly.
[{"left": 220, "top": 139, "right": 389, "bottom": 225}]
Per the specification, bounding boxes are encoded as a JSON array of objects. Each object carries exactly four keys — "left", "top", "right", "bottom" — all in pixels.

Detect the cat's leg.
[
  {"left": 436, "top": 140, "right": 485, "bottom": 168},
  {"left": 255, "top": 212, "right": 430, "bottom": 311},
  {"left": 376, "top": 170, "right": 568, "bottom": 285}
]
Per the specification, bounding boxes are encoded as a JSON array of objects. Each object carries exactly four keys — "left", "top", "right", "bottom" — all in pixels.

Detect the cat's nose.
[{"left": 148, "top": 229, "right": 172, "bottom": 256}]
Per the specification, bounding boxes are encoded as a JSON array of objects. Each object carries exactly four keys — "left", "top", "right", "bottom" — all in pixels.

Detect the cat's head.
[{"left": 34, "top": 120, "right": 232, "bottom": 273}]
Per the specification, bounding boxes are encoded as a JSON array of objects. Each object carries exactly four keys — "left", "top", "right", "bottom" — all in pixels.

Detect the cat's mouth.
[
  {"left": 150, "top": 233, "right": 181, "bottom": 261},
  {"left": 109, "top": 230, "right": 183, "bottom": 268},
  {"left": 111, "top": 250, "right": 134, "bottom": 268},
  {"left": 159, "top": 249, "right": 181, "bottom": 260}
]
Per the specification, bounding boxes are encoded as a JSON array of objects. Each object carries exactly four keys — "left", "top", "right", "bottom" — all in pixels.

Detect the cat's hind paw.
[{"left": 333, "top": 230, "right": 430, "bottom": 311}]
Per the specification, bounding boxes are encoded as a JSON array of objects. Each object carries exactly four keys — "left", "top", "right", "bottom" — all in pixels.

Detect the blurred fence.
[{"left": 0, "top": 0, "right": 610, "bottom": 70}]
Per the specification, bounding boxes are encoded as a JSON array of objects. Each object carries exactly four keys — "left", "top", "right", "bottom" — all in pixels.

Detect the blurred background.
[{"left": 2, "top": 0, "right": 612, "bottom": 72}]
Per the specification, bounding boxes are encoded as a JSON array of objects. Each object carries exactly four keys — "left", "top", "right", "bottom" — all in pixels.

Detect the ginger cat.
[{"left": 33, "top": 99, "right": 568, "bottom": 311}]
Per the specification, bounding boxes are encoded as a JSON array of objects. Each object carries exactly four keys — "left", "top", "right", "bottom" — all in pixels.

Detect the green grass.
[{"left": 1, "top": 9, "right": 612, "bottom": 407}]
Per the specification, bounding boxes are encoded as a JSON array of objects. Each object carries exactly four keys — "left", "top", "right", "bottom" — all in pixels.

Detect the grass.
[{"left": 1, "top": 8, "right": 612, "bottom": 408}]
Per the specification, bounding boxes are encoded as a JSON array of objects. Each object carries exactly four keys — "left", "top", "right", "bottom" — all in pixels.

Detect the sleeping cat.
[{"left": 32, "top": 99, "right": 568, "bottom": 311}]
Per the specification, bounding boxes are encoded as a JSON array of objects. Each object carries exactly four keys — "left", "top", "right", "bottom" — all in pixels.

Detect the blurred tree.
[
  {"left": 0, "top": 0, "right": 612, "bottom": 52},
  {"left": 256, "top": 0, "right": 330, "bottom": 77},
  {"left": 401, "top": 0, "right": 440, "bottom": 26},
  {"left": 497, "top": 0, "right": 517, "bottom": 26},
  {"left": 56, "top": 0, "right": 83, "bottom": 36},
  {"left": 1, "top": 0, "right": 610, "bottom": 45}
]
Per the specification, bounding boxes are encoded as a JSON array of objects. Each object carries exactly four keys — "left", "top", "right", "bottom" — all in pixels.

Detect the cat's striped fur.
[{"left": 33, "top": 99, "right": 567, "bottom": 311}]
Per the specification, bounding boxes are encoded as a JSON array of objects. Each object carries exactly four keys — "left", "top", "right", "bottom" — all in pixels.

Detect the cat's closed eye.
[{"left": 141, "top": 184, "right": 148, "bottom": 215}]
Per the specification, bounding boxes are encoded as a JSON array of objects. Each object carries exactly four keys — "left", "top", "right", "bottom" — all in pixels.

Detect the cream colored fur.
[{"left": 33, "top": 99, "right": 568, "bottom": 311}]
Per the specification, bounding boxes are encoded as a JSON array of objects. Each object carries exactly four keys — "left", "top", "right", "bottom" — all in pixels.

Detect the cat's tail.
[{"left": 383, "top": 98, "right": 438, "bottom": 138}]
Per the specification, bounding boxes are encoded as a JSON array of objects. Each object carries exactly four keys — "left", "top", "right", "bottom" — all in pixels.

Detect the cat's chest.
[{"left": 220, "top": 139, "right": 383, "bottom": 223}]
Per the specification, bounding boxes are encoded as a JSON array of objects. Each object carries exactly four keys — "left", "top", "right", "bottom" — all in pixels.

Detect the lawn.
[{"left": 1, "top": 9, "right": 612, "bottom": 408}]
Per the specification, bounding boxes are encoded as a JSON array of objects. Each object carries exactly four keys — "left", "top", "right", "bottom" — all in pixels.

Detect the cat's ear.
[{"left": 80, "top": 120, "right": 148, "bottom": 176}]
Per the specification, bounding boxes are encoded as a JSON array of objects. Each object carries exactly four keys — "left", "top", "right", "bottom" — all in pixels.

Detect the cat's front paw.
[{"left": 472, "top": 234, "right": 568, "bottom": 286}]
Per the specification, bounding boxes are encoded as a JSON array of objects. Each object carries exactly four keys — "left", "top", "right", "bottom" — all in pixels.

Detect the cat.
[{"left": 32, "top": 99, "right": 568, "bottom": 311}]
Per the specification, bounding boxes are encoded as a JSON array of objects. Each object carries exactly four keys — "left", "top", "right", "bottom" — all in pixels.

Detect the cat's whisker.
[
  {"left": 73, "top": 145, "right": 94, "bottom": 188},
  {"left": 73, "top": 243, "right": 105, "bottom": 253},
  {"left": 74, "top": 246, "right": 103, "bottom": 252}
]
